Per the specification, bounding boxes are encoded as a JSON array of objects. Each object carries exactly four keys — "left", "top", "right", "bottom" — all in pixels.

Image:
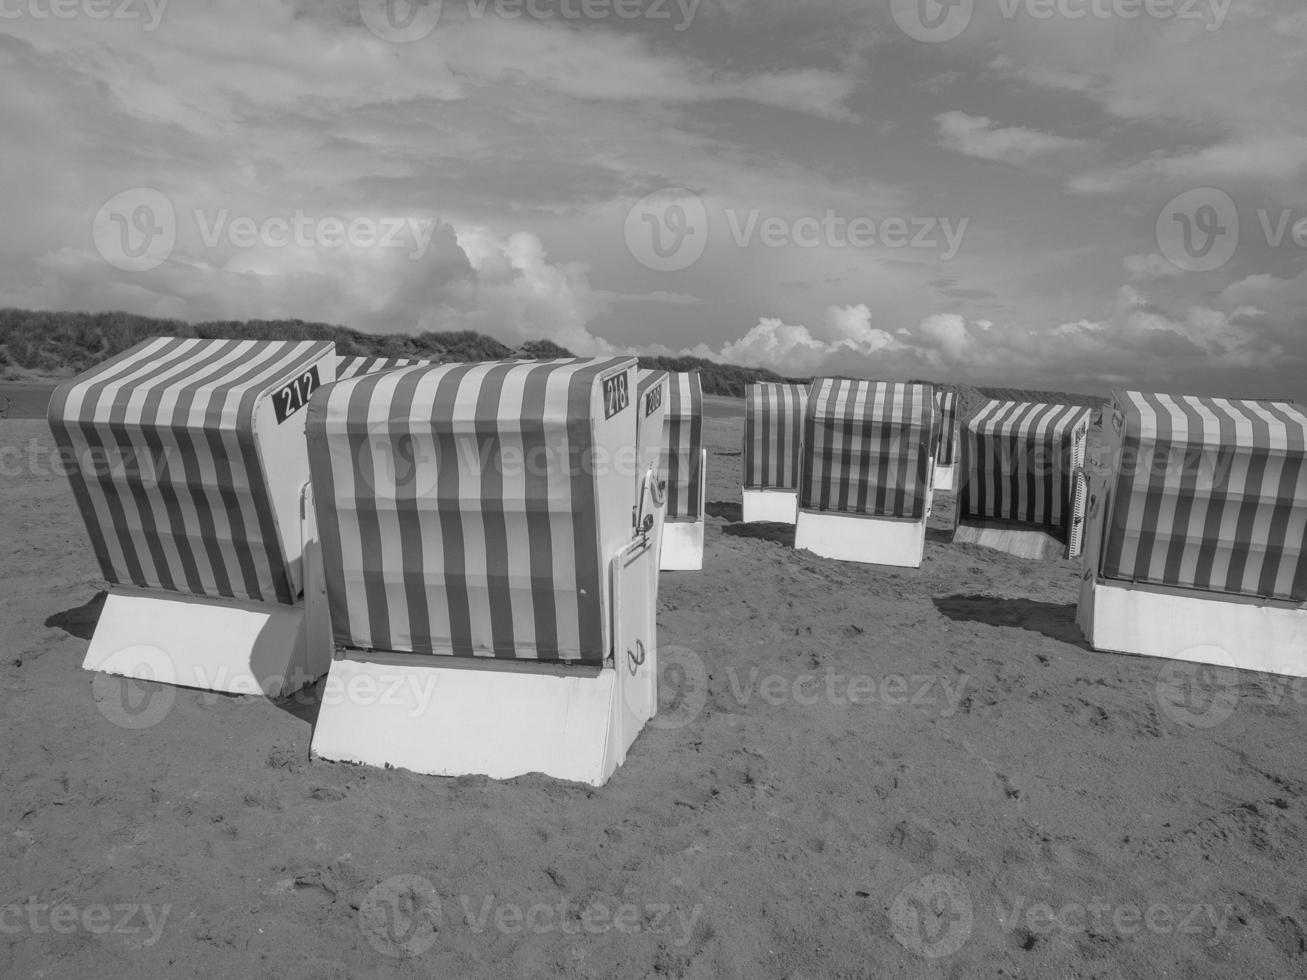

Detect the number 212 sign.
[{"left": 273, "top": 366, "right": 322, "bottom": 424}]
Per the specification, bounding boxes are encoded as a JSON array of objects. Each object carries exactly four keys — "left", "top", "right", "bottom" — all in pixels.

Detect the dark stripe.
[
  {"left": 687, "top": 374, "right": 704, "bottom": 517},
  {"left": 431, "top": 365, "right": 481, "bottom": 657},
  {"left": 1256, "top": 399, "right": 1304, "bottom": 600},
  {"left": 473, "top": 363, "right": 518, "bottom": 657},
  {"left": 390, "top": 366, "right": 436, "bottom": 653},
  {"left": 1191, "top": 396, "right": 1238, "bottom": 592},
  {"left": 1159, "top": 394, "right": 1206, "bottom": 585},
  {"left": 347, "top": 369, "right": 399, "bottom": 649},
  {"left": 569, "top": 365, "right": 607, "bottom": 661},
  {"left": 1226, "top": 399, "right": 1272, "bottom": 594},
  {"left": 522, "top": 363, "right": 562, "bottom": 657}
]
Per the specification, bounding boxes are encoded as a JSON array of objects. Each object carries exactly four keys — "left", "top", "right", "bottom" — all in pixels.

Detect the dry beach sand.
[{"left": 1, "top": 397, "right": 1305, "bottom": 978}]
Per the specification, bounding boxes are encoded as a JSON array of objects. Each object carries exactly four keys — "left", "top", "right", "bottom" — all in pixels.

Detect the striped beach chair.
[
  {"left": 47, "top": 337, "right": 337, "bottom": 697},
  {"left": 637, "top": 369, "right": 670, "bottom": 553},
  {"left": 304, "top": 357, "right": 663, "bottom": 785},
  {"left": 742, "top": 382, "right": 807, "bottom": 524},
  {"left": 1078, "top": 391, "right": 1307, "bottom": 677},
  {"left": 335, "top": 355, "right": 431, "bottom": 380},
  {"left": 660, "top": 371, "right": 706, "bottom": 570},
  {"left": 794, "top": 379, "right": 936, "bottom": 567},
  {"left": 933, "top": 388, "right": 961, "bottom": 491},
  {"left": 953, "top": 400, "right": 1092, "bottom": 559}
]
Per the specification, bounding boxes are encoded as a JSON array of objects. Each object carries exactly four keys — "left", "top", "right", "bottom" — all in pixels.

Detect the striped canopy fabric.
[
  {"left": 1099, "top": 390, "right": 1307, "bottom": 603},
  {"left": 306, "top": 357, "right": 638, "bottom": 663},
  {"left": 957, "top": 400, "right": 1091, "bottom": 530},
  {"left": 934, "top": 389, "right": 960, "bottom": 467},
  {"left": 663, "top": 371, "right": 704, "bottom": 521},
  {"left": 743, "top": 383, "right": 808, "bottom": 491},
  {"left": 47, "top": 337, "right": 335, "bottom": 605},
  {"left": 336, "top": 356, "right": 431, "bottom": 380},
  {"left": 799, "top": 380, "right": 935, "bottom": 520}
]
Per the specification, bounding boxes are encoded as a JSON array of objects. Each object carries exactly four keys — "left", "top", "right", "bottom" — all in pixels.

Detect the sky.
[{"left": 1, "top": 0, "right": 1304, "bottom": 397}]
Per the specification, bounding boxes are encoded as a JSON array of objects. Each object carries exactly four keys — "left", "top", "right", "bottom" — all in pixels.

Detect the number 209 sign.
[{"left": 272, "top": 366, "right": 322, "bottom": 424}]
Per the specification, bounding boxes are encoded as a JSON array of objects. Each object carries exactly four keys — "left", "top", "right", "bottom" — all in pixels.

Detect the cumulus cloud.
[
  {"left": 935, "top": 111, "right": 1084, "bottom": 166},
  {"left": 1070, "top": 136, "right": 1307, "bottom": 193},
  {"left": 716, "top": 303, "right": 899, "bottom": 373}
]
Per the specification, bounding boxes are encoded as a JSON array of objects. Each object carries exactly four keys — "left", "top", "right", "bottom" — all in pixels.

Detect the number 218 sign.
[
  {"left": 603, "top": 372, "right": 630, "bottom": 419},
  {"left": 273, "top": 366, "right": 322, "bottom": 424}
]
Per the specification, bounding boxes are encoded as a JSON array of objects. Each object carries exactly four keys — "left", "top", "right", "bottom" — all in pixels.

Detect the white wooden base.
[
  {"left": 1078, "top": 578, "right": 1307, "bottom": 678},
  {"left": 82, "top": 588, "right": 331, "bottom": 697},
  {"left": 933, "top": 464, "right": 955, "bottom": 492},
  {"left": 660, "top": 520, "right": 704, "bottom": 571},
  {"left": 952, "top": 519, "right": 1066, "bottom": 560},
  {"left": 741, "top": 488, "right": 798, "bottom": 524},
  {"left": 794, "top": 510, "right": 927, "bottom": 568},
  {"left": 311, "top": 537, "right": 660, "bottom": 786}
]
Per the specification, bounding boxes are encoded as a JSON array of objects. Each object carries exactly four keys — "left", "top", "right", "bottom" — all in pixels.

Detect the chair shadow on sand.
[
  {"left": 933, "top": 594, "right": 1089, "bottom": 648},
  {"left": 45, "top": 591, "right": 107, "bottom": 641},
  {"left": 705, "top": 499, "right": 795, "bottom": 546},
  {"left": 705, "top": 500, "right": 742, "bottom": 522},
  {"left": 721, "top": 521, "right": 796, "bottom": 547}
]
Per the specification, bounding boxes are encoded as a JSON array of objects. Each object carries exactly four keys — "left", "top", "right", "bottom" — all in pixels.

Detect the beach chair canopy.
[
  {"left": 47, "top": 337, "right": 335, "bottom": 605},
  {"left": 958, "top": 400, "right": 1091, "bottom": 529},
  {"left": 800, "top": 379, "right": 935, "bottom": 520},
  {"left": 663, "top": 371, "right": 704, "bottom": 521},
  {"left": 636, "top": 368, "right": 668, "bottom": 492},
  {"left": 1100, "top": 390, "right": 1307, "bottom": 603},
  {"left": 744, "top": 382, "right": 808, "bottom": 491},
  {"left": 934, "top": 389, "right": 960, "bottom": 467},
  {"left": 306, "top": 357, "right": 639, "bottom": 663},
  {"left": 335, "top": 356, "right": 432, "bottom": 381}
]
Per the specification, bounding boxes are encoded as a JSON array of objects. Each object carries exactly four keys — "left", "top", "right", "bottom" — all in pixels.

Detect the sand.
[{"left": 1, "top": 401, "right": 1304, "bottom": 979}]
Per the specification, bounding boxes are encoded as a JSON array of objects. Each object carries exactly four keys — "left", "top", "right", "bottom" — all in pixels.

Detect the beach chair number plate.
[
  {"left": 643, "top": 384, "right": 662, "bottom": 418},
  {"left": 273, "top": 366, "right": 322, "bottom": 424},
  {"left": 603, "top": 373, "right": 630, "bottom": 419}
]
